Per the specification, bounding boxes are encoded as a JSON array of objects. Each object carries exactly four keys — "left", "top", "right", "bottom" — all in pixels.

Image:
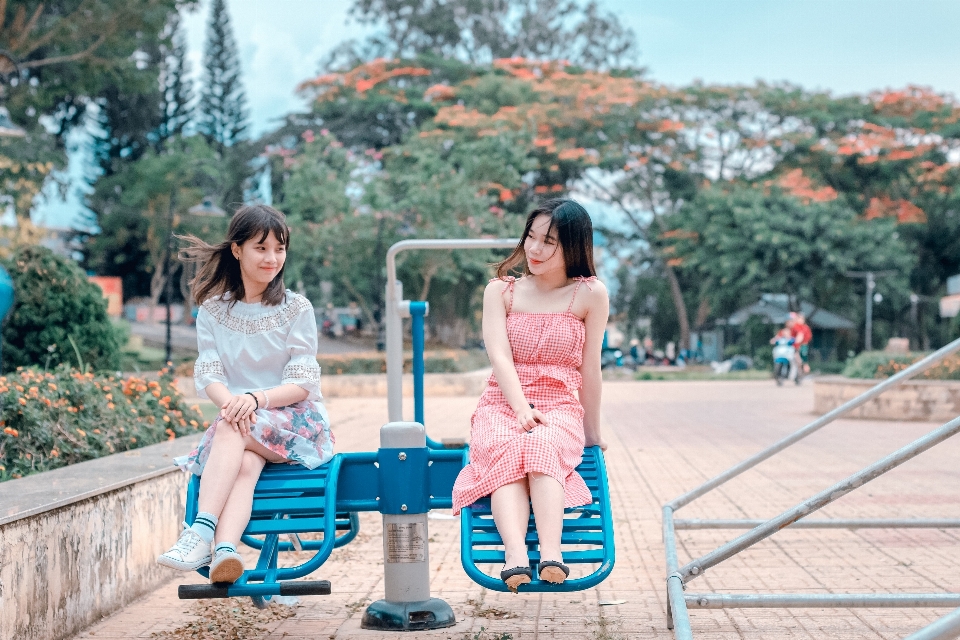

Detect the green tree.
[
  {"left": 277, "top": 129, "right": 526, "bottom": 336},
  {"left": 0, "top": 0, "right": 190, "bottom": 225},
  {"left": 158, "top": 15, "right": 194, "bottom": 142},
  {"left": 2, "top": 246, "right": 123, "bottom": 372},
  {"left": 664, "top": 185, "right": 916, "bottom": 329},
  {"left": 84, "top": 136, "right": 228, "bottom": 306},
  {"left": 0, "top": 0, "right": 191, "bottom": 141},
  {"left": 756, "top": 85, "right": 960, "bottom": 347},
  {"left": 195, "top": 0, "right": 253, "bottom": 216},
  {"left": 341, "top": 0, "right": 636, "bottom": 68},
  {"left": 199, "top": 0, "right": 247, "bottom": 153}
]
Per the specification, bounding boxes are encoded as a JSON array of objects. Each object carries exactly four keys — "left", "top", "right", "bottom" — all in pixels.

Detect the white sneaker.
[
  {"left": 157, "top": 523, "right": 212, "bottom": 571},
  {"left": 209, "top": 547, "right": 245, "bottom": 584}
]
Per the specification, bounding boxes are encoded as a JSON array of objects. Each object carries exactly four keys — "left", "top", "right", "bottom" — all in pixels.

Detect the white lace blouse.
[{"left": 193, "top": 291, "right": 322, "bottom": 401}]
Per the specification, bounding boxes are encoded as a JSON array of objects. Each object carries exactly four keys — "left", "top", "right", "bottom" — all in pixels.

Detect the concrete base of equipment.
[{"left": 360, "top": 598, "right": 456, "bottom": 631}]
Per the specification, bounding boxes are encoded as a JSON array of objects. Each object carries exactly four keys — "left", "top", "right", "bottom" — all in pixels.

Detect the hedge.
[
  {"left": 2, "top": 245, "right": 123, "bottom": 372},
  {"left": 0, "top": 365, "right": 207, "bottom": 481},
  {"left": 842, "top": 351, "right": 960, "bottom": 380}
]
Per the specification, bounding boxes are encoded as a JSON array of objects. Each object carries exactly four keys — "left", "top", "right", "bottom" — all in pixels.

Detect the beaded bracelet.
[{"left": 244, "top": 391, "right": 259, "bottom": 410}]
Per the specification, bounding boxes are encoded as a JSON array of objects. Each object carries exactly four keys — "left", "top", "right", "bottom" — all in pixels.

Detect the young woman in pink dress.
[{"left": 452, "top": 199, "right": 609, "bottom": 592}]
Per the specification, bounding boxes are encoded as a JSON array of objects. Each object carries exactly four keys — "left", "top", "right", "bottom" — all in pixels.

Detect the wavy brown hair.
[
  {"left": 179, "top": 204, "right": 290, "bottom": 306},
  {"left": 496, "top": 199, "right": 596, "bottom": 280}
]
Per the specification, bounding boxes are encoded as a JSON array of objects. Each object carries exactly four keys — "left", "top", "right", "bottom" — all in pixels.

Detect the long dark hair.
[
  {"left": 179, "top": 204, "right": 290, "bottom": 306},
  {"left": 496, "top": 199, "right": 597, "bottom": 280}
]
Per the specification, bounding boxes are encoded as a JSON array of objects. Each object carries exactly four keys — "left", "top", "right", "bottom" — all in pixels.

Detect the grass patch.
[
  {"left": 633, "top": 368, "right": 772, "bottom": 382},
  {"left": 120, "top": 333, "right": 195, "bottom": 374}
]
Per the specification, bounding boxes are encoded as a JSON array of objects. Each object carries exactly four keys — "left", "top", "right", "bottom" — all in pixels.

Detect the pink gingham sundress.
[{"left": 452, "top": 276, "right": 595, "bottom": 515}]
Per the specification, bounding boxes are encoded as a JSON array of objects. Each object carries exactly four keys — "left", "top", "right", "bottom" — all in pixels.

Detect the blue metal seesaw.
[{"left": 176, "top": 239, "right": 615, "bottom": 631}]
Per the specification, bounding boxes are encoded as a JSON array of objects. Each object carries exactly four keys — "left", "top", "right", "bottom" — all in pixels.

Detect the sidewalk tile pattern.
[{"left": 72, "top": 381, "right": 960, "bottom": 639}]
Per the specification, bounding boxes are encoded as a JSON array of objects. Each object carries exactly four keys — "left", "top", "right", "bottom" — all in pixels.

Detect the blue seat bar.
[{"left": 459, "top": 446, "right": 616, "bottom": 592}]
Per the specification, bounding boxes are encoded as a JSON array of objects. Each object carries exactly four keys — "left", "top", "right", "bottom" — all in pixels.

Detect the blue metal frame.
[
  {"left": 178, "top": 291, "right": 615, "bottom": 602},
  {"left": 408, "top": 301, "right": 446, "bottom": 450},
  {"left": 184, "top": 455, "right": 350, "bottom": 597},
  {"left": 459, "top": 446, "right": 616, "bottom": 592},
  {"left": 181, "top": 447, "right": 466, "bottom": 600}
]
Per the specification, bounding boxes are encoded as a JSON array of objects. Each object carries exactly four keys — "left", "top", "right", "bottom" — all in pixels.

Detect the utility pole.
[
  {"left": 846, "top": 271, "right": 896, "bottom": 351},
  {"left": 164, "top": 190, "right": 177, "bottom": 365}
]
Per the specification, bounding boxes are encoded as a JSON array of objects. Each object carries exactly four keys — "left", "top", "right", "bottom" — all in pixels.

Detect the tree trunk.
[
  {"left": 419, "top": 263, "right": 439, "bottom": 301},
  {"left": 339, "top": 275, "right": 378, "bottom": 331},
  {"left": 148, "top": 264, "right": 167, "bottom": 323},
  {"left": 180, "top": 261, "right": 195, "bottom": 325},
  {"left": 694, "top": 298, "right": 710, "bottom": 329},
  {"left": 663, "top": 262, "right": 690, "bottom": 351}
]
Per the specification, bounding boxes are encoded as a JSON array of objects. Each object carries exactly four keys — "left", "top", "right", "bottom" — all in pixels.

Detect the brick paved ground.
[{"left": 74, "top": 380, "right": 960, "bottom": 639}]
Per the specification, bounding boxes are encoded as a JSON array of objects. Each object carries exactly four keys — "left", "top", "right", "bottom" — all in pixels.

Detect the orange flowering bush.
[{"left": 0, "top": 365, "right": 206, "bottom": 481}]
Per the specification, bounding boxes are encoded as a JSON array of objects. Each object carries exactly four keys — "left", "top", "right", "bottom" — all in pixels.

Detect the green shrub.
[
  {"left": 2, "top": 246, "right": 123, "bottom": 372},
  {"left": 842, "top": 350, "right": 960, "bottom": 380},
  {"left": 814, "top": 360, "right": 847, "bottom": 375},
  {"left": 0, "top": 364, "right": 207, "bottom": 481}
]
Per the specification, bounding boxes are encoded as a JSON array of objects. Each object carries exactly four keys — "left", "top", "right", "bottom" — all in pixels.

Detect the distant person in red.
[{"left": 790, "top": 313, "right": 813, "bottom": 373}]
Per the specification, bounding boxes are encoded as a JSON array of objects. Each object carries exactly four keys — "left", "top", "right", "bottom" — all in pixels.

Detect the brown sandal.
[
  {"left": 538, "top": 560, "right": 569, "bottom": 584},
  {"left": 500, "top": 566, "right": 532, "bottom": 593}
]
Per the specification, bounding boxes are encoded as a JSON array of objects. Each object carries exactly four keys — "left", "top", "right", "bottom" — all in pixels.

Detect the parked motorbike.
[{"left": 601, "top": 347, "right": 624, "bottom": 370}]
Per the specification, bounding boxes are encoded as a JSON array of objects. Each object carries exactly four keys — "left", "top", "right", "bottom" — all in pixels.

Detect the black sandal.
[
  {"left": 538, "top": 560, "right": 570, "bottom": 584},
  {"left": 500, "top": 566, "right": 533, "bottom": 593}
]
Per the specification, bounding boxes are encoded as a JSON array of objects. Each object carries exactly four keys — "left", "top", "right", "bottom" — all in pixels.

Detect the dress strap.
[
  {"left": 566, "top": 276, "right": 597, "bottom": 313},
  {"left": 491, "top": 276, "right": 517, "bottom": 314}
]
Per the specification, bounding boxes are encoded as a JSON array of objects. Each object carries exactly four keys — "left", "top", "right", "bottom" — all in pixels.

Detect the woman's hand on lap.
[
  {"left": 220, "top": 394, "right": 257, "bottom": 425},
  {"left": 236, "top": 416, "right": 253, "bottom": 437},
  {"left": 516, "top": 407, "right": 548, "bottom": 432}
]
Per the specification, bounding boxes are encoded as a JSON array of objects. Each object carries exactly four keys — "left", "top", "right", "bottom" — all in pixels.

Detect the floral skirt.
[{"left": 174, "top": 401, "right": 334, "bottom": 476}]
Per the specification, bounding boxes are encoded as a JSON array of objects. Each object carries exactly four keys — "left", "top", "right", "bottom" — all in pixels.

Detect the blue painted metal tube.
[
  {"left": 192, "top": 455, "right": 346, "bottom": 584},
  {"left": 408, "top": 301, "right": 445, "bottom": 449},
  {"left": 905, "top": 606, "right": 960, "bottom": 640},
  {"left": 409, "top": 301, "right": 427, "bottom": 427},
  {"left": 459, "top": 447, "right": 615, "bottom": 593}
]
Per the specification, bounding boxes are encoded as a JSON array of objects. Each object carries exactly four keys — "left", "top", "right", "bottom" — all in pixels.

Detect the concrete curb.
[
  {"left": 814, "top": 375, "right": 960, "bottom": 422},
  {"left": 176, "top": 369, "right": 492, "bottom": 400}
]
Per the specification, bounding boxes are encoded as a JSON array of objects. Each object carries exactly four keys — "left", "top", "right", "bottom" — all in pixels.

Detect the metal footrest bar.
[
  {"left": 685, "top": 594, "right": 960, "bottom": 608},
  {"left": 905, "top": 607, "right": 960, "bottom": 640},
  {"left": 666, "top": 337, "right": 960, "bottom": 512},
  {"left": 675, "top": 518, "right": 960, "bottom": 530},
  {"left": 178, "top": 580, "right": 332, "bottom": 599},
  {"left": 663, "top": 506, "right": 693, "bottom": 639},
  {"left": 663, "top": 336, "right": 960, "bottom": 638},
  {"left": 676, "top": 415, "right": 960, "bottom": 585}
]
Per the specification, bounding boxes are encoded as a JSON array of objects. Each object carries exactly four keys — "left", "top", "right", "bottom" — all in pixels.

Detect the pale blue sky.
[{"left": 39, "top": 0, "right": 960, "bottom": 228}]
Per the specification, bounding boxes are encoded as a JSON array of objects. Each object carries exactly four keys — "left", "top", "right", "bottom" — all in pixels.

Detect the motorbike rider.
[
  {"left": 770, "top": 324, "right": 793, "bottom": 345},
  {"left": 790, "top": 313, "right": 813, "bottom": 374},
  {"left": 770, "top": 322, "right": 797, "bottom": 381}
]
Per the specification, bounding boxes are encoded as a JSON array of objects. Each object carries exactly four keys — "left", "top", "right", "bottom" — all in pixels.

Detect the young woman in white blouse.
[{"left": 157, "top": 204, "right": 334, "bottom": 584}]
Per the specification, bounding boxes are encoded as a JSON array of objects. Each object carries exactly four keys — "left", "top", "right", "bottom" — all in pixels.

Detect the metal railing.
[
  {"left": 385, "top": 238, "right": 519, "bottom": 424},
  {"left": 663, "top": 336, "right": 960, "bottom": 640}
]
